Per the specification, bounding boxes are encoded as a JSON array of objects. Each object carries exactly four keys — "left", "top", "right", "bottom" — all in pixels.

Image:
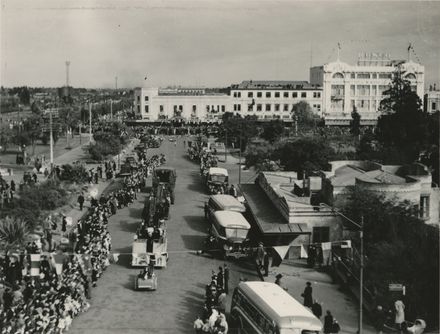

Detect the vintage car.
[
  {"left": 205, "top": 167, "right": 229, "bottom": 194},
  {"left": 152, "top": 167, "right": 177, "bottom": 204},
  {"left": 205, "top": 210, "right": 251, "bottom": 259}
]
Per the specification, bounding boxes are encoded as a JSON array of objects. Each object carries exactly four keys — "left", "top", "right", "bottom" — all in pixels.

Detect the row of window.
[
  {"left": 234, "top": 103, "right": 321, "bottom": 112},
  {"left": 333, "top": 72, "right": 394, "bottom": 80},
  {"left": 150, "top": 105, "right": 227, "bottom": 113},
  {"left": 233, "top": 291, "right": 276, "bottom": 334},
  {"left": 233, "top": 91, "right": 321, "bottom": 99}
]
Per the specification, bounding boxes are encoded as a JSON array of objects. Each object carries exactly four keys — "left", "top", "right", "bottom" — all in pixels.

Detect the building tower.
[{"left": 65, "top": 61, "right": 70, "bottom": 87}]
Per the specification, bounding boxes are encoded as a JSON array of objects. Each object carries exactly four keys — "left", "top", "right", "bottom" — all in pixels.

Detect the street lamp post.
[{"left": 323, "top": 204, "right": 364, "bottom": 334}]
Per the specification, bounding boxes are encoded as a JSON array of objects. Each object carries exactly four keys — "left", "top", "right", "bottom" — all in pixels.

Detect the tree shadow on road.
[
  {"left": 180, "top": 235, "right": 206, "bottom": 251},
  {"left": 128, "top": 207, "right": 143, "bottom": 219},
  {"left": 118, "top": 220, "right": 138, "bottom": 233},
  {"left": 183, "top": 215, "right": 209, "bottom": 234}
]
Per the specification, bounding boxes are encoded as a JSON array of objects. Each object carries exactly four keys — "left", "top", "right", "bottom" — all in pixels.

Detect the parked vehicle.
[
  {"left": 205, "top": 194, "right": 246, "bottom": 221},
  {"left": 205, "top": 210, "right": 251, "bottom": 259},
  {"left": 205, "top": 167, "right": 228, "bottom": 194},
  {"left": 230, "top": 281, "right": 322, "bottom": 334}
]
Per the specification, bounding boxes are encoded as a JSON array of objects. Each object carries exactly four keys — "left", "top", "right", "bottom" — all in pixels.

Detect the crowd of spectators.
[{"left": 0, "top": 158, "right": 152, "bottom": 333}]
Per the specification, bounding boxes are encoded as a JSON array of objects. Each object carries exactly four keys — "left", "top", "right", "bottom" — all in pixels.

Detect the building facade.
[
  {"left": 230, "top": 80, "right": 323, "bottom": 121},
  {"left": 310, "top": 55, "right": 425, "bottom": 125},
  {"left": 424, "top": 85, "right": 440, "bottom": 114},
  {"left": 320, "top": 161, "right": 439, "bottom": 225},
  {"left": 134, "top": 87, "right": 231, "bottom": 122}
]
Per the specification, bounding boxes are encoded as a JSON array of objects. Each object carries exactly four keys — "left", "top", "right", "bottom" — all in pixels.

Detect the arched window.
[
  {"left": 332, "top": 72, "right": 344, "bottom": 79},
  {"left": 405, "top": 73, "right": 416, "bottom": 80}
]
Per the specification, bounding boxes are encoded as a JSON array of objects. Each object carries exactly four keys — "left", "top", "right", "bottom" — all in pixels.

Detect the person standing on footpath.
[
  {"left": 302, "top": 282, "right": 313, "bottom": 308},
  {"left": 324, "top": 310, "right": 334, "bottom": 334},
  {"left": 372, "top": 305, "right": 386, "bottom": 334},
  {"left": 223, "top": 264, "right": 230, "bottom": 294},
  {"left": 312, "top": 299, "right": 322, "bottom": 319},
  {"left": 394, "top": 299, "right": 405, "bottom": 333},
  {"left": 78, "top": 193, "right": 85, "bottom": 211}
]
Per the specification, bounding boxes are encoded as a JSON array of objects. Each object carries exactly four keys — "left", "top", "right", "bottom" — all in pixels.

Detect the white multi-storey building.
[
  {"left": 134, "top": 87, "right": 231, "bottom": 122},
  {"left": 424, "top": 85, "right": 440, "bottom": 114},
  {"left": 230, "top": 80, "right": 323, "bottom": 121},
  {"left": 310, "top": 54, "right": 425, "bottom": 125}
]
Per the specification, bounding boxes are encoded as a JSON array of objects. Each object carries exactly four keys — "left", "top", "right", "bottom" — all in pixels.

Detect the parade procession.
[{"left": 2, "top": 1, "right": 439, "bottom": 333}]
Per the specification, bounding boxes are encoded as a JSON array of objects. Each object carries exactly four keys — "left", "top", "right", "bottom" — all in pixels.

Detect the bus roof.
[
  {"left": 238, "top": 281, "right": 322, "bottom": 330},
  {"left": 213, "top": 211, "right": 250, "bottom": 229},
  {"left": 208, "top": 167, "right": 228, "bottom": 176},
  {"left": 210, "top": 195, "right": 246, "bottom": 213}
]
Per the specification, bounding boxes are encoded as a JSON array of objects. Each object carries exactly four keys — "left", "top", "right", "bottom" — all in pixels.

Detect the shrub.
[{"left": 59, "top": 164, "right": 89, "bottom": 183}]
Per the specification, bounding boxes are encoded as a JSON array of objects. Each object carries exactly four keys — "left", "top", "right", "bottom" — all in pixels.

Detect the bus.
[{"left": 230, "top": 281, "right": 322, "bottom": 334}]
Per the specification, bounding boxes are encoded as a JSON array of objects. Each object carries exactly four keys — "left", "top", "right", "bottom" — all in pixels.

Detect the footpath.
[{"left": 264, "top": 261, "right": 376, "bottom": 334}]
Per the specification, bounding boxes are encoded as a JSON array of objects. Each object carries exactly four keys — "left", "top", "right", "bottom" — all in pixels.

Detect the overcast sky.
[{"left": 1, "top": 0, "right": 439, "bottom": 88}]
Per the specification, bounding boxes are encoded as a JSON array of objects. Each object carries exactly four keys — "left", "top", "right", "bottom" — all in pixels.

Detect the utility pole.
[
  {"left": 89, "top": 103, "right": 92, "bottom": 143},
  {"left": 49, "top": 107, "right": 54, "bottom": 169},
  {"left": 224, "top": 130, "right": 227, "bottom": 162},
  {"left": 238, "top": 132, "right": 242, "bottom": 184},
  {"left": 359, "top": 215, "right": 364, "bottom": 334}
]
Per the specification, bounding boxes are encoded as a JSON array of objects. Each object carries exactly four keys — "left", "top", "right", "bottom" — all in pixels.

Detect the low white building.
[
  {"left": 134, "top": 87, "right": 231, "bottom": 122},
  {"left": 230, "top": 80, "right": 323, "bottom": 121},
  {"left": 310, "top": 54, "right": 425, "bottom": 125}
]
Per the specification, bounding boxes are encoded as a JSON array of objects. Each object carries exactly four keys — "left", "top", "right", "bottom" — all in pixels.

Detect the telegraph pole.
[
  {"left": 89, "top": 103, "right": 92, "bottom": 143},
  {"left": 359, "top": 215, "right": 364, "bottom": 334},
  {"left": 49, "top": 108, "right": 54, "bottom": 169}
]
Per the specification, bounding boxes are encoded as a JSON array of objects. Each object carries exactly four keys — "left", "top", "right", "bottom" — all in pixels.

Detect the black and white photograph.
[{"left": 0, "top": 0, "right": 439, "bottom": 333}]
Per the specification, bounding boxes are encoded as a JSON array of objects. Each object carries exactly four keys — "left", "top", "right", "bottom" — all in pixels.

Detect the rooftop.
[
  {"left": 357, "top": 169, "right": 407, "bottom": 184},
  {"left": 233, "top": 80, "right": 321, "bottom": 90}
]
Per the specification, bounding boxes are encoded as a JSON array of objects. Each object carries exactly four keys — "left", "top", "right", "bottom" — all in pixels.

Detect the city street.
[{"left": 69, "top": 137, "right": 259, "bottom": 334}]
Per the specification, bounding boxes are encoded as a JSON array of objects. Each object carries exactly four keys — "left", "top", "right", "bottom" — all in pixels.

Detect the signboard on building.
[{"left": 389, "top": 283, "right": 406, "bottom": 295}]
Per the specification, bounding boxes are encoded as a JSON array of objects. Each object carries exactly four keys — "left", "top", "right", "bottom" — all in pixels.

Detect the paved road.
[{"left": 70, "top": 136, "right": 258, "bottom": 334}]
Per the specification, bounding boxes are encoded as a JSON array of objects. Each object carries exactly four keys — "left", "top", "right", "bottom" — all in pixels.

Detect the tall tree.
[
  {"left": 376, "top": 69, "right": 430, "bottom": 163},
  {"left": 350, "top": 106, "right": 361, "bottom": 137},
  {"left": 292, "top": 101, "right": 320, "bottom": 131}
]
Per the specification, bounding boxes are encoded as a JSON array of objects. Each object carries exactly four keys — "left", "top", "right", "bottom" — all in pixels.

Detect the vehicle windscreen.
[
  {"left": 156, "top": 171, "right": 170, "bottom": 183},
  {"left": 225, "top": 228, "right": 248, "bottom": 239},
  {"left": 210, "top": 174, "right": 227, "bottom": 183}
]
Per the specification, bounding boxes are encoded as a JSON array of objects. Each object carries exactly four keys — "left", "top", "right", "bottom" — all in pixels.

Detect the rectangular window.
[
  {"left": 238, "top": 92, "right": 241, "bottom": 98},
  {"left": 379, "top": 73, "right": 392, "bottom": 79},
  {"left": 248, "top": 92, "right": 253, "bottom": 98},
  {"left": 159, "top": 105, "right": 164, "bottom": 112},
  {"left": 274, "top": 92, "right": 280, "bottom": 98},
  {"left": 313, "top": 92, "right": 321, "bottom": 98},
  {"left": 357, "top": 73, "right": 370, "bottom": 79},
  {"left": 301, "top": 92, "right": 307, "bottom": 98},
  {"left": 283, "top": 104, "right": 289, "bottom": 112},
  {"left": 292, "top": 92, "right": 298, "bottom": 98},
  {"left": 316, "top": 104, "right": 321, "bottom": 111},
  {"left": 313, "top": 226, "right": 330, "bottom": 243},
  {"left": 351, "top": 100, "right": 355, "bottom": 111},
  {"left": 233, "top": 92, "right": 237, "bottom": 98},
  {"left": 432, "top": 102, "right": 437, "bottom": 111},
  {"left": 331, "top": 85, "right": 345, "bottom": 97},
  {"left": 256, "top": 104, "right": 262, "bottom": 111},
  {"left": 372, "top": 85, "right": 377, "bottom": 96},
  {"left": 144, "top": 96, "right": 149, "bottom": 101},
  {"left": 274, "top": 104, "right": 280, "bottom": 112},
  {"left": 420, "top": 195, "right": 430, "bottom": 219},
  {"left": 233, "top": 104, "right": 237, "bottom": 111},
  {"left": 378, "top": 85, "right": 388, "bottom": 95},
  {"left": 357, "top": 85, "right": 370, "bottom": 96},
  {"left": 372, "top": 73, "right": 377, "bottom": 79},
  {"left": 137, "top": 96, "right": 140, "bottom": 102},
  {"left": 372, "top": 100, "right": 377, "bottom": 111},
  {"left": 237, "top": 104, "right": 241, "bottom": 111},
  {"left": 192, "top": 105, "right": 197, "bottom": 112},
  {"left": 221, "top": 105, "right": 225, "bottom": 112},
  {"left": 350, "top": 85, "right": 356, "bottom": 97},
  {"left": 266, "top": 92, "right": 271, "bottom": 98},
  {"left": 283, "top": 92, "right": 289, "bottom": 98},
  {"left": 144, "top": 105, "right": 149, "bottom": 113},
  {"left": 257, "top": 92, "right": 262, "bottom": 98},
  {"left": 351, "top": 73, "right": 356, "bottom": 79},
  {"left": 248, "top": 104, "right": 253, "bottom": 112},
  {"left": 265, "top": 104, "right": 271, "bottom": 111}
]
